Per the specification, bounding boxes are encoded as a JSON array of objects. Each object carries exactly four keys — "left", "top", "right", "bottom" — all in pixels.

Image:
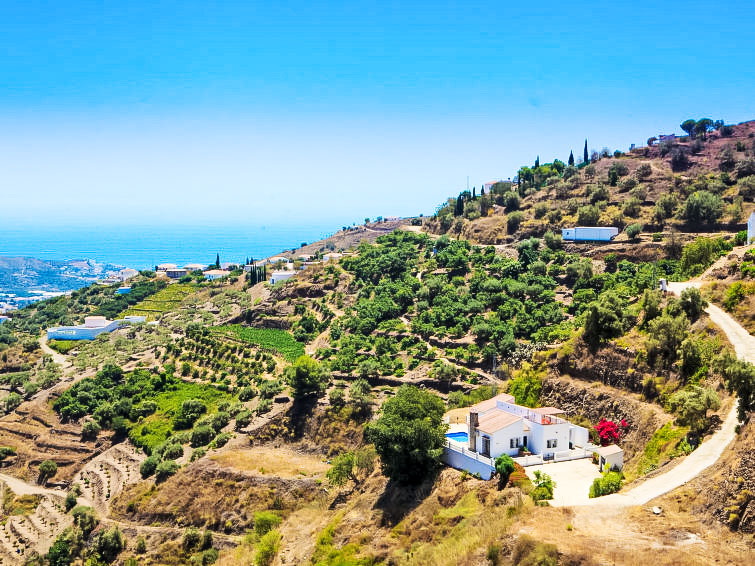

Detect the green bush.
[
  {"left": 253, "top": 511, "right": 282, "bottom": 537},
  {"left": 589, "top": 471, "right": 623, "bottom": 497},
  {"left": 155, "top": 460, "right": 179, "bottom": 482},
  {"left": 254, "top": 529, "right": 281, "bottom": 566},
  {"left": 507, "top": 211, "right": 524, "bottom": 233},
  {"left": 140, "top": 455, "right": 159, "bottom": 478},
  {"left": 190, "top": 425, "right": 214, "bottom": 448},
  {"left": 625, "top": 223, "right": 643, "bottom": 240}
]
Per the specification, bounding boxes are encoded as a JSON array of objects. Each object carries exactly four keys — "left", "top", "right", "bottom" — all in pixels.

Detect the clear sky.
[{"left": 1, "top": 1, "right": 753, "bottom": 227}]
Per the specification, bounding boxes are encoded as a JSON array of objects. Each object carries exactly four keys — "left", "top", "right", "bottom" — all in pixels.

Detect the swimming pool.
[{"left": 446, "top": 431, "right": 468, "bottom": 443}]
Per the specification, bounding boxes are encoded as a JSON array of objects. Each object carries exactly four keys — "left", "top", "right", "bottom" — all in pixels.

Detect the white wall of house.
[
  {"left": 527, "top": 421, "right": 570, "bottom": 458},
  {"left": 476, "top": 420, "right": 525, "bottom": 458},
  {"left": 569, "top": 425, "right": 590, "bottom": 447},
  {"left": 748, "top": 211, "right": 755, "bottom": 244}
]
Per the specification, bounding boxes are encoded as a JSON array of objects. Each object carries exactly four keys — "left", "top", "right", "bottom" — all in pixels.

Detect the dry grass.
[{"left": 212, "top": 447, "right": 329, "bottom": 478}]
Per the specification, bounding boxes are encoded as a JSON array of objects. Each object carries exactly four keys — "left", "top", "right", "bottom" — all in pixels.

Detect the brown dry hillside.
[{"left": 427, "top": 120, "right": 755, "bottom": 246}]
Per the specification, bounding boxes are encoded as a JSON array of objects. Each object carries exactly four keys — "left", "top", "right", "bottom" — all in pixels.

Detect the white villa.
[
  {"left": 322, "top": 252, "right": 343, "bottom": 262},
  {"left": 184, "top": 263, "right": 206, "bottom": 272},
  {"left": 747, "top": 211, "right": 755, "bottom": 244},
  {"left": 47, "top": 315, "right": 146, "bottom": 341},
  {"left": 442, "top": 393, "right": 620, "bottom": 479},
  {"left": 270, "top": 271, "right": 295, "bottom": 284},
  {"left": 203, "top": 269, "right": 231, "bottom": 281},
  {"left": 465, "top": 393, "right": 589, "bottom": 459}
]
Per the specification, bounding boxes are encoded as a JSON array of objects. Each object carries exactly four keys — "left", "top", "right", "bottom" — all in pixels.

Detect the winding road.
[{"left": 554, "top": 277, "right": 753, "bottom": 507}]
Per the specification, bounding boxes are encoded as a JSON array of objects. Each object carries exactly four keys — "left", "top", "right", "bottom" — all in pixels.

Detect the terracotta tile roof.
[{"left": 476, "top": 412, "right": 521, "bottom": 434}]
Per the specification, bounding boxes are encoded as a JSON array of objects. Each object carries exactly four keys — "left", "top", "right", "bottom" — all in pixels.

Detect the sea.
[{"left": 0, "top": 223, "right": 341, "bottom": 270}]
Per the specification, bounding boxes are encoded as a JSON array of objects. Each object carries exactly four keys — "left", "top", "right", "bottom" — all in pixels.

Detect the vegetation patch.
[
  {"left": 121, "top": 283, "right": 196, "bottom": 320},
  {"left": 217, "top": 324, "right": 305, "bottom": 362},
  {"left": 628, "top": 421, "right": 689, "bottom": 477}
]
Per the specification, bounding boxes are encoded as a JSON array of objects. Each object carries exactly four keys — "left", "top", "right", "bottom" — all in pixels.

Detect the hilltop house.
[
  {"left": 184, "top": 263, "right": 205, "bottom": 272},
  {"left": 483, "top": 180, "right": 503, "bottom": 192},
  {"left": 442, "top": 393, "right": 602, "bottom": 479},
  {"left": 322, "top": 252, "right": 343, "bottom": 262},
  {"left": 47, "top": 315, "right": 146, "bottom": 341},
  {"left": 748, "top": 211, "right": 755, "bottom": 244},
  {"left": 119, "top": 268, "right": 139, "bottom": 281}
]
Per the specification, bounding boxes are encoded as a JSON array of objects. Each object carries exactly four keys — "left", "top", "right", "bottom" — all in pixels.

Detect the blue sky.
[{"left": 1, "top": 1, "right": 754, "bottom": 227}]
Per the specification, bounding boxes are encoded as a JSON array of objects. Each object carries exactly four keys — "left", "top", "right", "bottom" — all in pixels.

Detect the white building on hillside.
[
  {"left": 270, "top": 271, "right": 295, "bottom": 284},
  {"left": 203, "top": 269, "right": 230, "bottom": 281},
  {"left": 747, "top": 211, "right": 755, "bottom": 244},
  {"left": 119, "top": 268, "right": 139, "bottom": 281},
  {"left": 46, "top": 315, "right": 146, "bottom": 341}
]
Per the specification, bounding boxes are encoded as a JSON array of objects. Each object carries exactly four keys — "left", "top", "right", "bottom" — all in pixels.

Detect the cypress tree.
[
  {"left": 568, "top": 150, "right": 574, "bottom": 166},
  {"left": 583, "top": 139, "right": 588, "bottom": 164},
  {"left": 215, "top": 253, "right": 220, "bottom": 268},
  {"left": 455, "top": 195, "right": 464, "bottom": 216},
  {"left": 472, "top": 187, "right": 476, "bottom": 200},
  {"left": 534, "top": 155, "right": 540, "bottom": 168}
]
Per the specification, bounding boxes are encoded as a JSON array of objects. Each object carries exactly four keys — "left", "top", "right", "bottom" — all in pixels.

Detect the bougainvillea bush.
[{"left": 595, "top": 418, "right": 628, "bottom": 446}]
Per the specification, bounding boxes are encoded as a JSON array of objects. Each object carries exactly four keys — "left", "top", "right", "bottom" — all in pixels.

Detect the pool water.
[{"left": 446, "top": 431, "right": 469, "bottom": 443}]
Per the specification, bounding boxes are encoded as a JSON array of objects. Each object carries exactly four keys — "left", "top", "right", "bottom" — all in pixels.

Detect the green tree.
[
  {"left": 364, "top": 385, "right": 447, "bottom": 483},
  {"left": 680, "top": 119, "right": 697, "bottom": 138},
  {"left": 668, "top": 385, "right": 720, "bottom": 435},
  {"left": 682, "top": 191, "right": 723, "bottom": 225},
  {"left": 625, "top": 223, "right": 643, "bottom": 240},
  {"left": 577, "top": 204, "right": 600, "bottom": 225},
  {"left": 494, "top": 454, "right": 515, "bottom": 490},
  {"left": 94, "top": 526, "right": 124, "bottom": 562},
  {"left": 646, "top": 312, "right": 689, "bottom": 368},
  {"left": 508, "top": 363, "right": 543, "bottom": 407},
  {"left": 568, "top": 150, "right": 574, "bottom": 166},
  {"left": 640, "top": 289, "right": 662, "bottom": 327},
  {"left": 583, "top": 292, "right": 628, "bottom": 348},
  {"left": 583, "top": 139, "right": 589, "bottom": 164},
  {"left": 679, "top": 287, "right": 707, "bottom": 321},
  {"left": 215, "top": 253, "right": 221, "bottom": 268},
  {"left": 716, "top": 353, "right": 755, "bottom": 422},
  {"left": 39, "top": 460, "right": 58, "bottom": 484},
  {"left": 326, "top": 446, "right": 377, "bottom": 487},
  {"left": 285, "top": 355, "right": 330, "bottom": 398}
]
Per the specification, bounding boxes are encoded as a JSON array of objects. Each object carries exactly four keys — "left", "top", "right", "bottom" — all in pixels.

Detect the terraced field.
[
  {"left": 0, "top": 489, "right": 71, "bottom": 566},
  {"left": 215, "top": 325, "right": 305, "bottom": 362},
  {"left": 121, "top": 283, "right": 196, "bottom": 321},
  {"left": 77, "top": 443, "right": 145, "bottom": 515}
]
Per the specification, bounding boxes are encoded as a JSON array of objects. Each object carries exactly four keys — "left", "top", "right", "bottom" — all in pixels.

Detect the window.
[
  {"left": 509, "top": 437, "right": 521, "bottom": 449},
  {"left": 546, "top": 439, "right": 558, "bottom": 449}
]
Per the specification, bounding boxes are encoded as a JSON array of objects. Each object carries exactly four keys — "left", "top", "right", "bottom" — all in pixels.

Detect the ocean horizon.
[{"left": 0, "top": 223, "right": 342, "bottom": 270}]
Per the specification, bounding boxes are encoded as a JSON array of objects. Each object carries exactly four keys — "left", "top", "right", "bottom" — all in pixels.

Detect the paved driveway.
[{"left": 525, "top": 458, "right": 602, "bottom": 506}]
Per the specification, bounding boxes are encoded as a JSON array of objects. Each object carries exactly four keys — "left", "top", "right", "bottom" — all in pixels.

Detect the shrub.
[
  {"left": 530, "top": 470, "right": 555, "bottom": 501},
  {"left": 162, "top": 442, "right": 183, "bottom": 460},
  {"left": 512, "top": 535, "right": 558, "bottom": 566},
  {"left": 636, "top": 162, "right": 652, "bottom": 179},
  {"left": 682, "top": 191, "right": 723, "bottom": 225},
  {"left": 81, "top": 419, "right": 101, "bottom": 441},
  {"left": 494, "top": 454, "right": 515, "bottom": 489},
  {"left": 577, "top": 204, "right": 600, "bottom": 225},
  {"left": 670, "top": 148, "right": 689, "bottom": 171},
  {"left": 284, "top": 355, "right": 330, "bottom": 398},
  {"left": 543, "top": 231, "right": 562, "bottom": 250},
  {"left": 94, "top": 526, "right": 124, "bottom": 563},
  {"left": 38, "top": 460, "right": 58, "bottom": 483},
  {"left": 173, "top": 399, "right": 207, "bottom": 429},
  {"left": 533, "top": 203, "right": 548, "bottom": 219},
  {"left": 140, "top": 455, "right": 159, "bottom": 478},
  {"left": 622, "top": 197, "right": 642, "bottom": 217},
  {"left": 589, "top": 471, "right": 623, "bottom": 497},
  {"left": 254, "top": 529, "right": 281, "bottom": 566},
  {"left": 625, "top": 223, "right": 643, "bottom": 240},
  {"left": 235, "top": 409, "right": 253, "bottom": 430},
  {"left": 679, "top": 287, "right": 706, "bottom": 321},
  {"left": 508, "top": 363, "right": 543, "bottom": 408},
  {"left": 503, "top": 191, "right": 521, "bottom": 211},
  {"left": 190, "top": 448, "right": 206, "bottom": 462},
  {"left": 507, "top": 211, "right": 524, "bottom": 233},
  {"left": 210, "top": 432, "right": 231, "bottom": 449},
  {"left": 254, "top": 511, "right": 282, "bottom": 537},
  {"left": 190, "top": 425, "right": 214, "bottom": 448},
  {"left": 155, "top": 460, "right": 179, "bottom": 482}
]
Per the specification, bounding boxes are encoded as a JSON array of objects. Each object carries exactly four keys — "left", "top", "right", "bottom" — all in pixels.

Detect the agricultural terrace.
[
  {"left": 214, "top": 325, "right": 305, "bottom": 362},
  {"left": 162, "top": 324, "right": 286, "bottom": 395},
  {"left": 121, "top": 283, "right": 196, "bottom": 321},
  {"left": 313, "top": 230, "right": 682, "bottom": 377},
  {"left": 53, "top": 364, "right": 238, "bottom": 455}
]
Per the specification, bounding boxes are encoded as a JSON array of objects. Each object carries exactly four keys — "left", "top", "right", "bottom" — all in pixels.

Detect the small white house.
[
  {"left": 184, "top": 263, "right": 205, "bottom": 272},
  {"left": 322, "top": 252, "right": 343, "bottom": 262},
  {"left": 46, "top": 315, "right": 145, "bottom": 341},
  {"left": 157, "top": 263, "right": 177, "bottom": 271},
  {"left": 203, "top": 269, "right": 230, "bottom": 281},
  {"left": 270, "top": 271, "right": 295, "bottom": 285},
  {"left": 595, "top": 445, "right": 624, "bottom": 472},
  {"left": 747, "top": 211, "right": 755, "bottom": 244}
]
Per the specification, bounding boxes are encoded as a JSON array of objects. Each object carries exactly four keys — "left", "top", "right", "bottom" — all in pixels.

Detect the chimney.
[{"left": 468, "top": 411, "right": 478, "bottom": 452}]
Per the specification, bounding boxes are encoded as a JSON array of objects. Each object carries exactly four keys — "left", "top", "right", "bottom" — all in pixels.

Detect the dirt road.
[{"left": 556, "top": 280, "right": 753, "bottom": 508}]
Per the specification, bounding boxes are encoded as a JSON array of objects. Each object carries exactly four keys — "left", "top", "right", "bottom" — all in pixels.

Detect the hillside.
[
  {"left": 427, "top": 119, "right": 755, "bottom": 251},
  {"left": 0, "top": 120, "right": 754, "bottom": 566}
]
